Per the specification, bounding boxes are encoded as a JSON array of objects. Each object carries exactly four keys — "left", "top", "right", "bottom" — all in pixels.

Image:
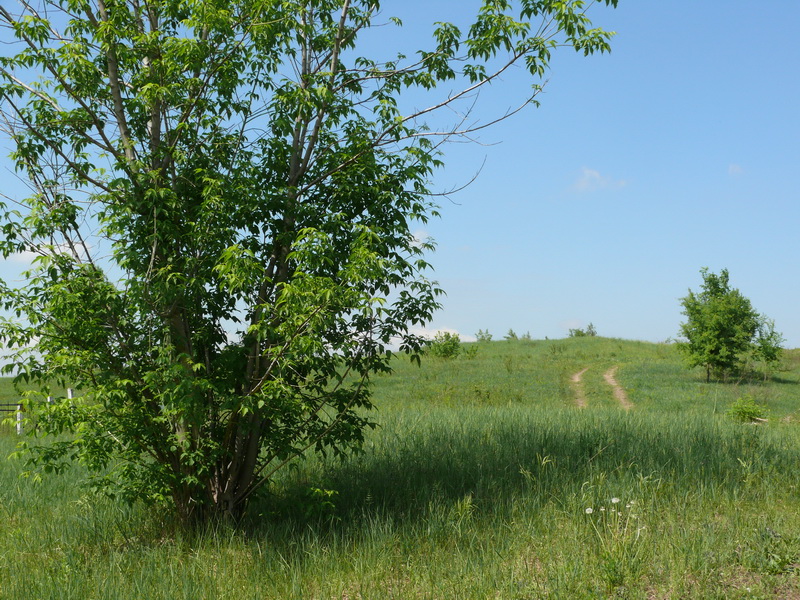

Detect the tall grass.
[{"left": 1, "top": 338, "right": 799, "bottom": 598}]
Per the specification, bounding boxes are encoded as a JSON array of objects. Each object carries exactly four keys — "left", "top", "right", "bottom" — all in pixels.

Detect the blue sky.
[
  {"left": 1, "top": 1, "right": 798, "bottom": 347},
  {"left": 399, "top": 1, "right": 800, "bottom": 345}
]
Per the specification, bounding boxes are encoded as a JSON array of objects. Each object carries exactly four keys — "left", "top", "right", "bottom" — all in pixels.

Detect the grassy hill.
[
  {"left": 1, "top": 338, "right": 800, "bottom": 598},
  {"left": 375, "top": 336, "right": 800, "bottom": 416}
]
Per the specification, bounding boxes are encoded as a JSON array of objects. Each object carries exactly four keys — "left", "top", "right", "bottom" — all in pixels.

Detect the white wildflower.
[
  {"left": 611, "top": 497, "right": 620, "bottom": 504},
  {"left": 585, "top": 507, "right": 594, "bottom": 514}
]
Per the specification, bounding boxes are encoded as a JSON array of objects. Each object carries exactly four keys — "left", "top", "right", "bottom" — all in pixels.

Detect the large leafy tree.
[
  {"left": 678, "top": 268, "right": 782, "bottom": 382},
  {"left": 0, "top": 0, "right": 617, "bottom": 524}
]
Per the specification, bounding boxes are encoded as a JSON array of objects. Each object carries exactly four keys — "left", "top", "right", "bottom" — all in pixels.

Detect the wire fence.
[{"left": 0, "top": 389, "right": 73, "bottom": 435}]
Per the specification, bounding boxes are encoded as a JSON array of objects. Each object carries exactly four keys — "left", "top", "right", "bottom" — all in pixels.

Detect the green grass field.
[{"left": 1, "top": 337, "right": 800, "bottom": 599}]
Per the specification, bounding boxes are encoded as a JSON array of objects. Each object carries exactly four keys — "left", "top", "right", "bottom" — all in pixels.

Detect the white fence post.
[{"left": 67, "top": 388, "right": 73, "bottom": 399}]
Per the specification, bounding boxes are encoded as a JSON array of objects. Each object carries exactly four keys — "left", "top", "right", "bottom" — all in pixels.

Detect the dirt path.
[
  {"left": 570, "top": 368, "right": 589, "bottom": 408},
  {"left": 603, "top": 366, "right": 633, "bottom": 410}
]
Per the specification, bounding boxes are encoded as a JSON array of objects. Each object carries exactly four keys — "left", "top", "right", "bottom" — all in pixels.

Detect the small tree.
[
  {"left": 0, "top": 0, "right": 618, "bottom": 525},
  {"left": 678, "top": 268, "right": 780, "bottom": 382},
  {"left": 751, "top": 317, "right": 785, "bottom": 380},
  {"left": 475, "top": 329, "right": 493, "bottom": 343}
]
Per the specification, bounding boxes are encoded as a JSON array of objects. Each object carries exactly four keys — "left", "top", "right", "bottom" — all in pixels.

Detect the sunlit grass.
[{"left": 1, "top": 338, "right": 799, "bottom": 598}]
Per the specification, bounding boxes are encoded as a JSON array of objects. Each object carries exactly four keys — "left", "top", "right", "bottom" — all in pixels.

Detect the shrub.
[
  {"left": 462, "top": 344, "right": 479, "bottom": 360},
  {"left": 727, "top": 395, "right": 769, "bottom": 423},
  {"left": 428, "top": 332, "right": 461, "bottom": 359},
  {"left": 569, "top": 323, "right": 597, "bottom": 338}
]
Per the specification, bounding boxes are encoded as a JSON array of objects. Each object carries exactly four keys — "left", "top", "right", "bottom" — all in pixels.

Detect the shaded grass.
[{"left": 0, "top": 338, "right": 799, "bottom": 598}]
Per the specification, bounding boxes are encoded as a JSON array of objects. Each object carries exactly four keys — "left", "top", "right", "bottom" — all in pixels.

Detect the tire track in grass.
[
  {"left": 603, "top": 366, "right": 633, "bottom": 410},
  {"left": 570, "top": 368, "right": 589, "bottom": 408}
]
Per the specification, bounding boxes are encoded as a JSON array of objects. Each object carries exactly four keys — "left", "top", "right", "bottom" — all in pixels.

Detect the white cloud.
[
  {"left": 405, "top": 326, "right": 477, "bottom": 343},
  {"left": 410, "top": 229, "right": 432, "bottom": 250},
  {"left": 8, "top": 250, "right": 37, "bottom": 264},
  {"left": 572, "top": 167, "right": 628, "bottom": 193}
]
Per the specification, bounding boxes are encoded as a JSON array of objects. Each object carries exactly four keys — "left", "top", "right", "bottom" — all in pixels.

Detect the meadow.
[{"left": 1, "top": 337, "right": 800, "bottom": 599}]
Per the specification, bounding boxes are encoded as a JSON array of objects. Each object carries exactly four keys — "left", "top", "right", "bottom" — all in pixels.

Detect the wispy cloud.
[
  {"left": 572, "top": 167, "right": 628, "bottom": 193},
  {"left": 8, "top": 241, "right": 94, "bottom": 266},
  {"left": 559, "top": 319, "right": 584, "bottom": 331},
  {"left": 728, "top": 163, "right": 743, "bottom": 176}
]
